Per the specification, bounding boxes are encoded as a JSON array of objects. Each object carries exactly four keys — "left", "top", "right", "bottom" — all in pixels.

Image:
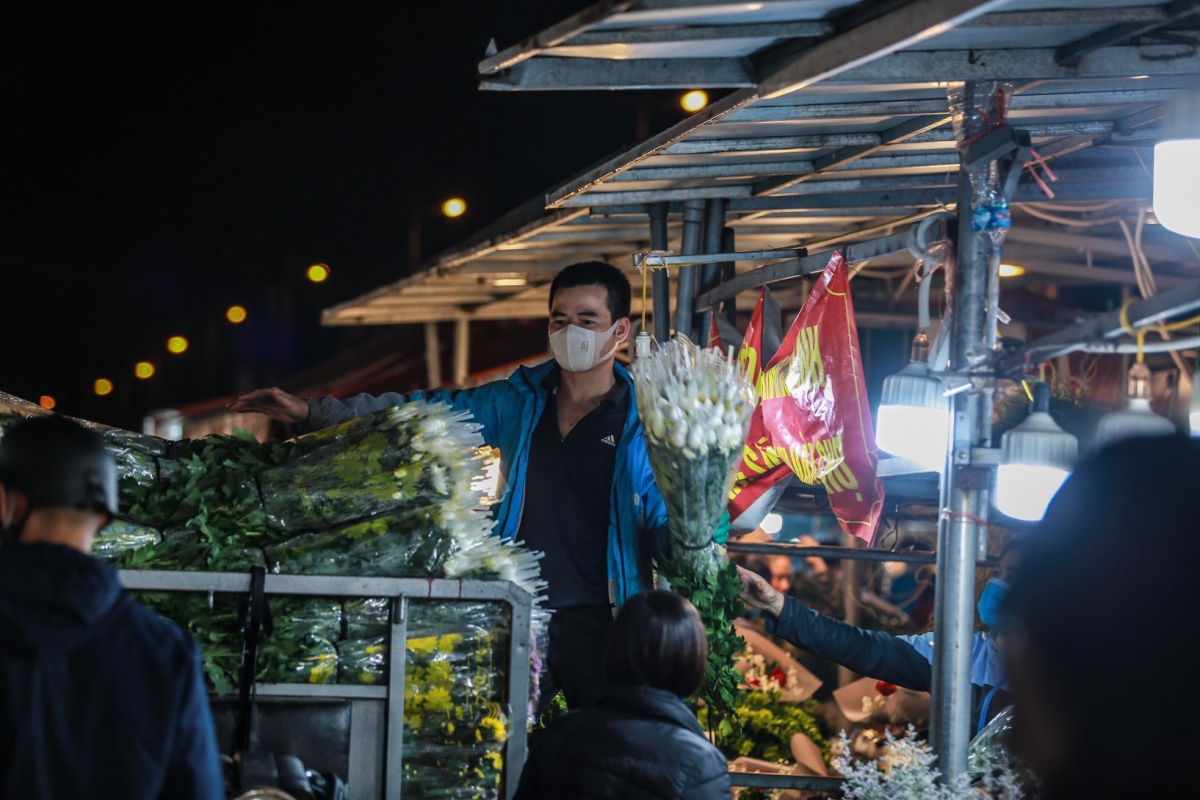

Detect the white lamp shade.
[
  {"left": 876, "top": 359, "right": 948, "bottom": 471},
  {"left": 876, "top": 405, "right": 949, "bottom": 470},
  {"left": 995, "top": 395, "right": 1078, "bottom": 522},
  {"left": 1191, "top": 409, "right": 1200, "bottom": 438},
  {"left": 1094, "top": 398, "right": 1176, "bottom": 450},
  {"left": 995, "top": 463, "right": 1071, "bottom": 521},
  {"left": 1154, "top": 140, "right": 1200, "bottom": 239}
]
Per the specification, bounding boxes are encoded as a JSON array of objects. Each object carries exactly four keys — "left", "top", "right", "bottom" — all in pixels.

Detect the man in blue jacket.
[
  {"left": 233, "top": 261, "right": 674, "bottom": 710},
  {"left": 0, "top": 415, "right": 224, "bottom": 799}
]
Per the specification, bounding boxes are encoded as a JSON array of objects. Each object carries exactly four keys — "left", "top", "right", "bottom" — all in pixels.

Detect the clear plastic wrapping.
[
  {"left": 632, "top": 341, "right": 755, "bottom": 577},
  {"left": 93, "top": 518, "right": 162, "bottom": 561},
  {"left": 264, "top": 507, "right": 457, "bottom": 577},
  {"left": 256, "top": 404, "right": 485, "bottom": 533}
]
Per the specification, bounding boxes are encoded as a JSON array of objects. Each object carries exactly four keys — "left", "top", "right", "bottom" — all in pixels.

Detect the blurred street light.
[
  {"left": 681, "top": 90, "right": 708, "bottom": 112},
  {"left": 39, "top": 396, "right": 56, "bottom": 410},
  {"left": 135, "top": 362, "right": 156, "bottom": 379},
  {"left": 94, "top": 379, "right": 114, "bottom": 397},
  {"left": 227, "top": 305, "right": 248, "bottom": 324},
  {"left": 307, "top": 263, "right": 330, "bottom": 283},
  {"left": 167, "top": 335, "right": 189, "bottom": 354},
  {"left": 441, "top": 198, "right": 467, "bottom": 218}
]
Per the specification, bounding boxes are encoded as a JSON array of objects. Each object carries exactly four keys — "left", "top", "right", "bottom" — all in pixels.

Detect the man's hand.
[
  {"left": 228, "top": 388, "right": 310, "bottom": 425},
  {"left": 737, "top": 565, "right": 785, "bottom": 618}
]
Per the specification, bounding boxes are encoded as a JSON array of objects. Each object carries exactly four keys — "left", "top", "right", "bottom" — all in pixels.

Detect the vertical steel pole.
[
  {"left": 453, "top": 318, "right": 470, "bottom": 386},
  {"left": 697, "top": 198, "right": 728, "bottom": 343},
  {"left": 701, "top": 199, "right": 727, "bottom": 291},
  {"left": 649, "top": 203, "right": 671, "bottom": 343},
  {"left": 674, "top": 199, "right": 707, "bottom": 339},
  {"left": 722, "top": 227, "right": 738, "bottom": 326},
  {"left": 502, "top": 587, "right": 533, "bottom": 800},
  {"left": 423, "top": 322, "right": 442, "bottom": 389},
  {"left": 385, "top": 595, "right": 409, "bottom": 800},
  {"left": 931, "top": 81, "right": 993, "bottom": 783}
]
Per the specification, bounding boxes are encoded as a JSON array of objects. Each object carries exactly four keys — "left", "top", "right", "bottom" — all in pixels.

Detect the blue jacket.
[
  {"left": 0, "top": 543, "right": 224, "bottom": 800},
  {"left": 305, "top": 360, "right": 670, "bottom": 605}
]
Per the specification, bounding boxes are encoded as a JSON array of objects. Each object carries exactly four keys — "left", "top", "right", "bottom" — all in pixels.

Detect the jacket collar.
[
  {"left": 519, "top": 361, "right": 638, "bottom": 418},
  {"left": 596, "top": 685, "right": 705, "bottom": 736}
]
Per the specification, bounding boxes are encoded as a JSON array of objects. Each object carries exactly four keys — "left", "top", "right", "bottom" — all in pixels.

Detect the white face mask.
[{"left": 549, "top": 322, "right": 621, "bottom": 372}]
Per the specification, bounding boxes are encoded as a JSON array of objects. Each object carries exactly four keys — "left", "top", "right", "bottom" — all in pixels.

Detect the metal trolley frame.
[{"left": 119, "top": 570, "right": 534, "bottom": 800}]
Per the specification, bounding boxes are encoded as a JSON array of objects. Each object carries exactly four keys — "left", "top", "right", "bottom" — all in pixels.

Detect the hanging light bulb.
[
  {"left": 1153, "top": 80, "right": 1200, "bottom": 238},
  {"left": 994, "top": 382, "right": 1078, "bottom": 521},
  {"left": 876, "top": 332, "right": 949, "bottom": 471},
  {"left": 1094, "top": 362, "right": 1177, "bottom": 449}
]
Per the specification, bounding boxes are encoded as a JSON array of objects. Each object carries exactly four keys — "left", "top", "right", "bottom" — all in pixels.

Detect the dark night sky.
[{"left": 1, "top": 3, "right": 693, "bottom": 428}]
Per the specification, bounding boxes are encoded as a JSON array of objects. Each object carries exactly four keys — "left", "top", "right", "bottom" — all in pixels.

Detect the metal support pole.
[
  {"left": 453, "top": 318, "right": 470, "bottom": 386},
  {"left": 697, "top": 198, "right": 727, "bottom": 341},
  {"left": 701, "top": 199, "right": 727, "bottom": 292},
  {"left": 385, "top": 595, "right": 409, "bottom": 800},
  {"left": 838, "top": 533, "right": 861, "bottom": 688},
  {"left": 722, "top": 227, "right": 737, "bottom": 326},
  {"left": 423, "top": 322, "right": 442, "bottom": 388},
  {"left": 931, "top": 81, "right": 994, "bottom": 784},
  {"left": 649, "top": 202, "right": 671, "bottom": 343},
  {"left": 674, "top": 199, "right": 706, "bottom": 339}
]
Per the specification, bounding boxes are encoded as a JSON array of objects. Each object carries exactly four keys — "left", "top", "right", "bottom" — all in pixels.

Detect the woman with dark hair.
[{"left": 513, "top": 590, "right": 731, "bottom": 800}]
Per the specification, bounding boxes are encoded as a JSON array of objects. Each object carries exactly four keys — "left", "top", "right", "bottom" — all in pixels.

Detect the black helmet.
[{"left": 0, "top": 415, "right": 118, "bottom": 516}]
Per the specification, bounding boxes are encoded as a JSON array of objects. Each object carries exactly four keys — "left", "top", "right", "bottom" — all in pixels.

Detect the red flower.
[
  {"left": 747, "top": 677, "right": 761, "bottom": 688},
  {"left": 768, "top": 667, "right": 788, "bottom": 687},
  {"left": 875, "top": 680, "right": 898, "bottom": 697}
]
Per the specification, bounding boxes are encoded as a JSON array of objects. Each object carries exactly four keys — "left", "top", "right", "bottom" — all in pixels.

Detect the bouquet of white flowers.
[
  {"left": 633, "top": 340, "right": 756, "bottom": 573},
  {"left": 633, "top": 339, "right": 756, "bottom": 729}
]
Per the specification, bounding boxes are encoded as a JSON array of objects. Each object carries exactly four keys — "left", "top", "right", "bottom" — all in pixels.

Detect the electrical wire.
[
  {"left": 1081, "top": 334, "right": 1200, "bottom": 355},
  {"left": 1019, "top": 204, "right": 1125, "bottom": 227}
]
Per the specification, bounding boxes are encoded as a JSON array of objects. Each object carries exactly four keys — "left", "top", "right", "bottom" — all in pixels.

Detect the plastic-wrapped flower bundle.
[
  {"left": 4, "top": 395, "right": 548, "bottom": 797},
  {"left": 336, "top": 601, "right": 513, "bottom": 799},
  {"left": 632, "top": 340, "right": 756, "bottom": 729},
  {"left": 633, "top": 341, "right": 756, "bottom": 574}
]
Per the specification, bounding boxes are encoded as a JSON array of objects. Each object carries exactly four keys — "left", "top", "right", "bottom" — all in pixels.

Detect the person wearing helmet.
[{"left": 0, "top": 415, "right": 223, "bottom": 800}]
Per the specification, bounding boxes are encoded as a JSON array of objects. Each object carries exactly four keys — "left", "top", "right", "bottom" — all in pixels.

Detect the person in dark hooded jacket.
[
  {"left": 0, "top": 415, "right": 223, "bottom": 800},
  {"left": 514, "top": 590, "right": 731, "bottom": 800}
]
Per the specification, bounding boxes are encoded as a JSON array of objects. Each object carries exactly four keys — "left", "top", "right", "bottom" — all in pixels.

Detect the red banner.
[
  {"left": 728, "top": 290, "right": 795, "bottom": 533},
  {"left": 728, "top": 254, "right": 885, "bottom": 544}
]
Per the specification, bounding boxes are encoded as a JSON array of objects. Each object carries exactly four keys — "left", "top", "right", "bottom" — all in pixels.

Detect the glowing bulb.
[
  {"left": 1154, "top": 140, "right": 1200, "bottom": 238},
  {"left": 307, "top": 264, "right": 330, "bottom": 283},
  {"left": 167, "top": 336, "right": 189, "bottom": 354},
  {"left": 681, "top": 90, "right": 708, "bottom": 113},
  {"left": 135, "top": 362, "right": 155, "bottom": 379},
  {"left": 995, "top": 464, "right": 1070, "bottom": 521},
  {"left": 441, "top": 198, "right": 467, "bottom": 218},
  {"left": 760, "top": 512, "right": 783, "bottom": 536},
  {"left": 39, "top": 396, "right": 56, "bottom": 410},
  {"left": 94, "top": 379, "right": 113, "bottom": 397},
  {"left": 998, "top": 263, "right": 1025, "bottom": 278},
  {"left": 876, "top": 405, "right": 950, "bottom": 471},
  {"left": 226, "top": 305, "right": 248, "bottom": 324}
]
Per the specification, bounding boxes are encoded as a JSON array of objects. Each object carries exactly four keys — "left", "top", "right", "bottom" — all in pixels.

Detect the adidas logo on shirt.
[{"left": 601, "top": 435, "right": 616, "bottom": 447}]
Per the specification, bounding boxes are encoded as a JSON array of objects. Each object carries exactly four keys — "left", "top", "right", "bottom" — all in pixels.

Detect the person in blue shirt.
[
  {"left": 738, "top": 541, "right": 1022, "bottom": 732},
  {"left": 233, "top": 261, "right": 679, "bottom": 711},
  {"left": 0, "top": 415, "right": 224, "bottom": 800}
]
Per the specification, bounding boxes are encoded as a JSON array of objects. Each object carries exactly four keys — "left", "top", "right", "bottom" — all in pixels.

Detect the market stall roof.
[{"left": 324, "top": 0, "right": 1200, "bottom": 327}]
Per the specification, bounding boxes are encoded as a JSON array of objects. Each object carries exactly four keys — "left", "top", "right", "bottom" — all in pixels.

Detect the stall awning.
[{"left": 325, "top": 0, "right": 1200, "bottom": 328}]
